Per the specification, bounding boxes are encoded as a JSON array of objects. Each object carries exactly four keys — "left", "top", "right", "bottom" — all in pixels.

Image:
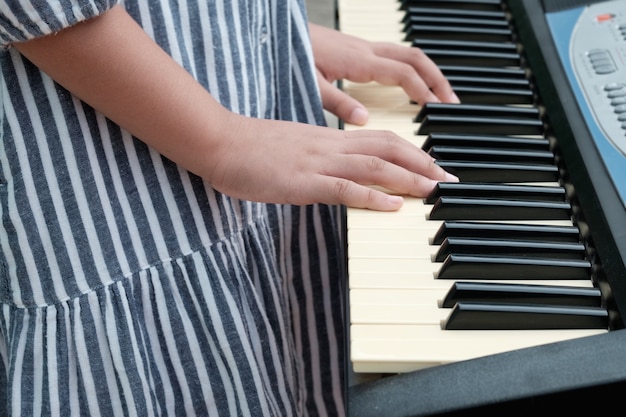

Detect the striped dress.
[{"left": 0, "top": 0, "right": 346, "bottom": 416}]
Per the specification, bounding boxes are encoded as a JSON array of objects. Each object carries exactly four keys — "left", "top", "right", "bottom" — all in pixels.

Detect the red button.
[{"left": 596, "top": 13, "right": 615, "bottom": 22}]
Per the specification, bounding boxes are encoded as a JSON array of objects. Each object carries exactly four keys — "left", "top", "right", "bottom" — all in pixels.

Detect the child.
[{"left": 0, "top": 0, "right": 458, "bottom": 415}]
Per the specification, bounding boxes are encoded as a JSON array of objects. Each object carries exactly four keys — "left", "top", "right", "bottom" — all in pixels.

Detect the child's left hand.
[{"left": 308, "top": 23, "right": 460, "bottom": 125}]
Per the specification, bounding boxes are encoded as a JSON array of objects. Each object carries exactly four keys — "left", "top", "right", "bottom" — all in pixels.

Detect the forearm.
[
  {"left": 14, "top": 5, "right": 236, "bottom": 181},
  {"left": 13, "top": 6, "right": 457, "bottom": 210}
]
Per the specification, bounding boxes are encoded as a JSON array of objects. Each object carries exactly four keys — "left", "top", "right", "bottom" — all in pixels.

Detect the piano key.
[
  {"left": 425, "top": 182, "right": 566, "bottom": 203},
  {"left": 439, "top": 281, "right": 602, "bottom": 308},
  {"left": 349, "top": 204, "right": 556, "bottom": 238},
  {"left": 435, "top": 254, "right": 591, "bottom": 280},
  {"left": 439, "top": 65, "right": 528, "bottom": 80},
  {"left": 430, "top": 221, "right": 581, "bottom": 244},
  {"left": 403, "top": 6, "right": 507, "bottom": 22},
  {"left": 421, "top": 133, "right": 550, "bottom": 151},
  {"left": 417, "top": 115, "right": 544, "bottom": 135},
  {"left": 399, "top": 0, "right": 504, "bottom": 12},
  {"left": 417, "top": 47, "right": 521, "bottom": 67},
  {"left": 414, "top": 103, "right": 540, "bottom": 123},
  {"left": 405, "top": 24, "right": 513, "bottom": 42},
  {"left": 412, "top": 38, "right": 519, "bottom": 54},
  {"left": 447, "top": 74, "right": 531, "bottom": 88},
  {"left": 348, "top": 223, "right": 589, "bottom": 290},
  {"left": 350, "top": 288, "right": 450, "bottom": 324},
  {"left": 348, "top": 204, "right": 583, "bottom": 289},
  {"left": 452, "top": 85, "right": 535, "bottom": 104},
  {"left": 403, "top": 15, "right": 510, "bottom": 31},
  {"left": 350, "top": 324, "right": 605, "bottom": 373},
  {"left": 349, "top": 258, "right": 592, "bottom": 290},
  {"left": 433, "top": 237, "right": 586, "bottom": 262},
  {"left": 348, "top": 199, "right": 434, "bottom": 229},
  {"left": 349, "top": 286, "right": 603, "bottom": 331},
  {"left": 348, "top": 237, "right": 434, "bottom": 262},
  {"left": 434, "top": 161, "right": 559, "bottom": 182},
  {"left": 442, "top": 302, "right": 608, "bottom": 330},
  {"left": 428, "top": 197, "right": 572, "bottom": 220},
  {"left": 428, "top": 146, "right": 554, "bottom": 164},
  {"left": 348, "top": 199, "right": 574, "bottom": 234},
  {"left": 350, "top": 286, "right": 602, "bottom": 326}
]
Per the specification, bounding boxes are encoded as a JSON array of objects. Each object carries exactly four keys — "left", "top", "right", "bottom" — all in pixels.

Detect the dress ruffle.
[{"left": 1, "top": 223, "right": 303, "bottom": 416}]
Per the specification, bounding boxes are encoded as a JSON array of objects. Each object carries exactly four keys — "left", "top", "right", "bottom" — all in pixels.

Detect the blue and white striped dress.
[{"left": 0, "top": 0, "right": 346, "bottom": 415}]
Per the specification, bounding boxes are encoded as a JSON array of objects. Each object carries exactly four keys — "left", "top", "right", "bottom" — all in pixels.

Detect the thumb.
[{"left": 317, "top": 75, "right": 369, "bottom": 126}]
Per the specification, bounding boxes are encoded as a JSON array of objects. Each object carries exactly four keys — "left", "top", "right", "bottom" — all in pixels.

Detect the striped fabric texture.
[{"left": 0, "top": 0, "right": 346, "bottom": 416}]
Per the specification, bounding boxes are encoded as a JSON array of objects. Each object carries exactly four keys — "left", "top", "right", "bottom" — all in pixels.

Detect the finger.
[
  {"left": 370, "top": 43, "right": 460, "bottom": 104},
  {"left": 340, "top": 129, "right": 459, "bottom": 183},
  {"left": 311, "top": 176, "right": 406, "bottom": 211},
  {"left": 317, "top": 73, "right": 369, "bottom": 125},
  {"left": 326, "top": 152, "right": 448, "bottom": 198},
  {"left": 350, "top": 55, "right": 442, "bottom": 105}
]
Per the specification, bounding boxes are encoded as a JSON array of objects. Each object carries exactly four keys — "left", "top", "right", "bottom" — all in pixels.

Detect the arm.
[
  {"left": 15, "top": 6, "right": 457, "bottom": 211},
  {"left": 14, "top": 5, "right": 232, "bottom": 181},
  {"left": 308, "top": 23, "right": 459, "bottom": 125}
]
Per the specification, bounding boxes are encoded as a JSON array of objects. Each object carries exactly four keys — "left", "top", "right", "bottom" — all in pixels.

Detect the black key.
[
  {"left": 425, "top": 183, "right": 566, "bottom": 204},
  {"left": 435, "top": 161, "right": 559, "bottom": 182},
  {"left": 439, "top": 65, "right": 527, "bottom": 80},
  {"left": 417, "top": 115, "right": 544, "bottom": 135},
  {"left": 413, "top": 40, "right": 520, "bottom": 66},
  {"left": 428, "top": 197, "right": 572, "bottom": 220},
  {"left": 430, "top": 221, "right": 581, "bottom": 245},
  {"left": 413, "top": 39, "right": 518, "bottom": 54},
  {"left": 404, "top": 7, "right": 507, "bottom": 22},
  {"left": 452, "top": 85, "right": 535, "bottom": 105},
  {"left": 414, "top": 103, "right": 540, "bottom": 123},
  {"left": 405, "top": 24, "right": 513, "bottom": 42},
  {"left": 439, "top": 281, "right": 602, "bottom": 308},
  {"left": 427, "top": 146, "right": 554, "bottom": 164},
  {"left": 422, "top": 133, "right": 550, "bottom": 152},
  {"left": 442, "top": 302, "right": 608, "bottom": 330},
  {"left": 403, "top": 15, "right": 510, "bottom": 31},
  {"left": 400, "top": 0, "right": 504, "bottom": 12},
  {"left": 435, "top": 254, "right": 591, "bottom": 280},
  {"left": 433, "top": 237, "right": 586, "bottom": 262},
  {"left": 447, "top": 75, "right": 531, "bottom": 89}
]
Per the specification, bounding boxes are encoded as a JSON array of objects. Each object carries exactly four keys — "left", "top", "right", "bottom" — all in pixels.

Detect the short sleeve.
[{"left": 0, "top": 0, "right": 120, "bottom": 48}]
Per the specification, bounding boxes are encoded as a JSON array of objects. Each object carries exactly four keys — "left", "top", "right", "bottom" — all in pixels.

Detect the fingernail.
[
  {"left": 445, "top": 172, "right": 460, "bottom": 182},
  {"left": 349, "top": 107, "right": 368, "bottom": 125},
  {"left": 385, "top": 195, "right": 404, "bottom": 210},
  {"left": 451, "top": 93, "right": 461, "bottom": 103}
]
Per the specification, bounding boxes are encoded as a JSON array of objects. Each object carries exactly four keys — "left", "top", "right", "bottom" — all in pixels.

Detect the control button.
[
  {"left": 595, "top": 13, "right": 615, "bottom": 23},
  {"left": 591, "top": 58, "right": 614, "bottom": 67},
  {"left": 588, "top": 49, "right": 616, "bottom": 74},
  {"left": 588, "top": 48, "right": 608, "bottom": 56},
  {"left": 611, "top": 97, "right": 626, "bottom": 106},
  {"left": 605, "top": 83, "right": 626, "bottom": 91},
  {"left": 614, "top": 104, "right": 626, "bottom": 114},
  {"left": 595, "top": 65, "right": 617, "bottom": 74},
  {"left": 618, "top": 114, "right": 626, "bottom": 121},
  {"left": 608, "top": 90, "right": 626, "bottom": 98}
]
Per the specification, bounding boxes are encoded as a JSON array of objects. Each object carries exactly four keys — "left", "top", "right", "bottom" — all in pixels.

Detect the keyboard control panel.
[{"left": 547, "top": 0, "right": 626, "bottom": 206}]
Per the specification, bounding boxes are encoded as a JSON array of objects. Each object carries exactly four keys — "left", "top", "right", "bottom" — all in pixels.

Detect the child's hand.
[
  {"left": 208, "top": 115, "right": 459, "bottom": 211},
  {"left": 309, "top": 24, "right": 459, "bottom": 125}
]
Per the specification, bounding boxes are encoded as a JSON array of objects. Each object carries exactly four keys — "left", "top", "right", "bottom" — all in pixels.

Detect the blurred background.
[
  {"left": 306, "top": 0, "right": 336, "bottom": 28},
  {"left": 306, "top": 0, "right": 339, "bottom": 128}
]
